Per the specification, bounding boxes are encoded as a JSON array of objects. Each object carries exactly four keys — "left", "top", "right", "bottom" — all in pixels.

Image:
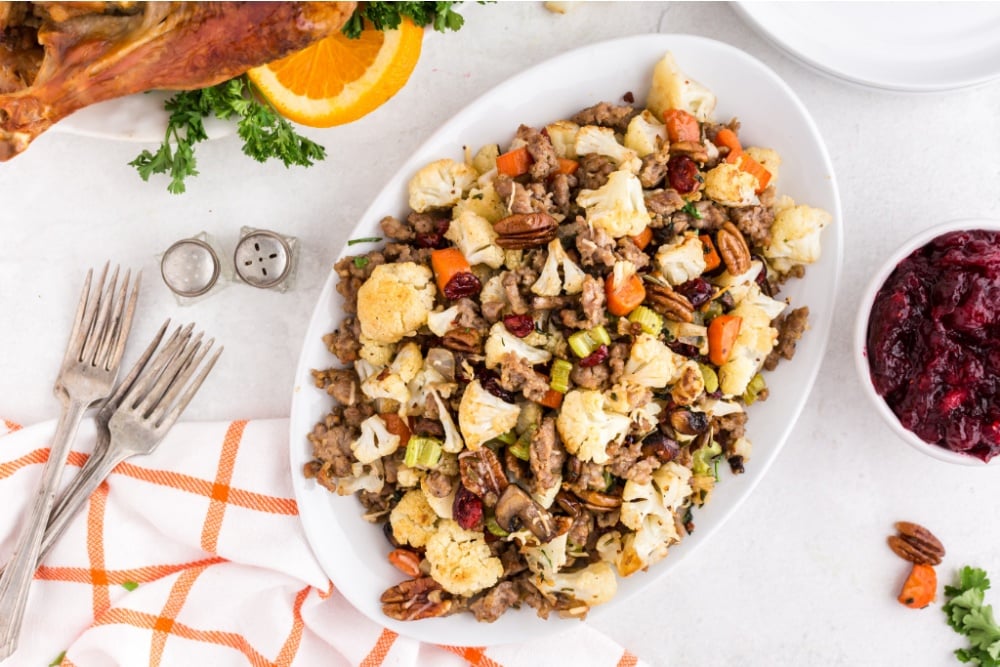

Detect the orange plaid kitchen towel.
[{"left": 0, "top": 419, "right": 649, "bottom": 667}]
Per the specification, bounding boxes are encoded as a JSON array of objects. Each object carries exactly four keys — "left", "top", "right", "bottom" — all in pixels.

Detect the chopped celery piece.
[
  {"left": 692, "top": 440, "right": 723, "bottom": 477},
  {"left": 590, "top": 324, "right": 611, "bottom": 346},
  {"left": 568, "top": 325, "right": 612, "bottom": 358},
  {"left": 627, "top": 305, "right": 663, "bottom": 336},
  {"left": 550, "top": 359, "right": 573, "bottom": 393},
  {"left": 485, "top": 515, "right": 509, "bottom": 537},
  {"left": 742, "top": 373, "right": 767, "bottom": 405},
  {"left": 495, "top": 430, "right": 517, "bottom": 445},
  {"left": 403, "top": 436, "right": 443, "bottom": 468},
  {"left": 698, "top": 363, "right": 719, "bottom": 393},
  {"left": 509, "top": 423, "right": 537, "bottom": 461}
]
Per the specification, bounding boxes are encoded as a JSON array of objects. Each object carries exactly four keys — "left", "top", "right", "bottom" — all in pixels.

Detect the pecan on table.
[
  {"left": 645, "top": 283, "right": 695, "bottom": 323},
  {"left": 716, "top": 221, "right": 752, "bottom": 275},
  {"left": 888, "top": 521, "right": 945, "bottom": 566},
  {"left": 493, "top": 212, "right": 558, "bottom": 249},
  {"left": 381, "top": 577, "right": 454, "bottom": 621}
]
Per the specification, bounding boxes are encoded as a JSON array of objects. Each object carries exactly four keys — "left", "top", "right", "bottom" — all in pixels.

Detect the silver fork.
[
  {"left": 39, "top": 322, "right": 221, "bottom": 566},
  {"left": 0, "top": 264, "right": 139, "bottom": 660}
]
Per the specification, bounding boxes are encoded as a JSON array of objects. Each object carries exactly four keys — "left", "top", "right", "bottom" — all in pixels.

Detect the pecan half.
[
  {"left": 669, "top": 140, "right": 709, "bottom": 164},
  {"left": 494, "top": 212, "right": 558, "bottom": 249},
  {"left": 716, "top": 221, "right": 752, "bottom": 275},
  {"left": 888, "top": 521, "right": 945, "bottom": 565},
  {"left": 645, "top": 283, "right": 694, "bottom": 323},
  {"left": 441, "top": 327, "right": 482, "bottom": 353},
  {"left": 381, "top": 577, "right": 454, "bottom": 620},
  {"left": 670, "top": 363, "right": 705, "bottom": 406},
  {"left": 459, "top": 447, "right": 509, "bottom": 507}
]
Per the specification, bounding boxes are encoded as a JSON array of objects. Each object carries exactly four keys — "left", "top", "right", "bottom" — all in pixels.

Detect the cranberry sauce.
[{"left": 866, "top": 229, "right": 1000, "bottom": 461}]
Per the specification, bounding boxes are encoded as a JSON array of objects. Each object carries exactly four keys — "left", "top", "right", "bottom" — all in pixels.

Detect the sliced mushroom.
[
  {"left": 571, "top": 489, "right": 622, "bottom": 512},
  {"left": 495, "top": 484, "right": 556, "bottom": 543},
  {"left": 640, "top": 431, "right": 679, "bottom": 463},
  {"left": 668, "top": 407, "right": 710, "bottom": 436}
]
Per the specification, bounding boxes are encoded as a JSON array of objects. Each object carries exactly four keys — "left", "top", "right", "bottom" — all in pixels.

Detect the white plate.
[
  {"left": 289, "top": 33, "right": 843, "bottom": 646},
  {"left": 735, "top": 2, "right": 1000, "bottom": 92},
  {"left": 50, "top": 91, "right": 232, "bottom": 142}
]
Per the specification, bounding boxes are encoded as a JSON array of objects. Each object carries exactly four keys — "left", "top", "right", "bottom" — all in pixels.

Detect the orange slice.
[{"left": 247, "top": 19, "right": 423, "bottom": 127}]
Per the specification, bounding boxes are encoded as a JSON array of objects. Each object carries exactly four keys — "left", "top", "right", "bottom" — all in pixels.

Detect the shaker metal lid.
[
  {"left": 160, "top": 238, "right": 220, "bottom": 297},
  {"left": 233, "top": 229, "right": 292, "bottom": 289}
]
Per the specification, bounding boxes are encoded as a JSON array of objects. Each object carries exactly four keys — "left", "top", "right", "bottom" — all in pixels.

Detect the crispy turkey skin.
[{"left": 0, "top": 1, "right": 356, "bottom": 160}]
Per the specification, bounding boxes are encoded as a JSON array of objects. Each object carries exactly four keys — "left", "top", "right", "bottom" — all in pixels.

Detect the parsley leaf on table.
[
  {"left": 129, "top": 76, "right": 326, "bottom": 194},
  {"left": 944, "top": 566, "right": 1000, "bottom": 666}
]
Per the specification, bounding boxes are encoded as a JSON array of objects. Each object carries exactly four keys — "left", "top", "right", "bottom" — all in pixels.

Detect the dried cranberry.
[
  {"left": 675, "top": 277, "right": 713, "bottom": 307},
  {"left": 475, "top": 366, "right": 516, "bottom": 403},
  {"left": 751, "top": 254, "right": 772, "bottom": 296},
  {"left": 415, "top": 219, "right": 450, "bottom": 248},
  {"left": 503, "top": 313, "right": 535, "bottom": 338},
  {"left": 579, "top": 344, "right": 609, "bottom": 367},
  {"left": 667, "top": 155, "right": 699, "bottom": 194},
  {"left": 443, "top": 272, "right": 482, "bottom": 300},
  {"left": 623, "top": 91, "right": 635, "bottom": 104},
  {"left": 453, "top": 486, "right": 483, "bottom": 530},
  {"left": 667, "top": 341, "right": 701, "bottom": 358}
]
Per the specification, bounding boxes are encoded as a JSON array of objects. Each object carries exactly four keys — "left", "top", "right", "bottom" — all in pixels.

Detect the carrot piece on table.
[
  {"left": 538, "top": 388, "right": 564, "bottom": 410},
  {"left": 715, "top": 127, "right": 743, "bottom": 158},
  {"left": 898, "top": 563, "right": 937, "bottom": 609},
  {"left": 630, "top": 226, "right": 654, "bottom": 252},
  {"left": 708, "top": 314, "right": 742, "bottom": 366},
  {"left": 430, "top": 247, "right": 471, "bottom": 293},
  {"left": 556, "top": 157, "right": 579, "bottom": 175},
  {"left": 700, "top": 234, "right": 721, "bottom": 271},
  {"left": 380, "top": 413, "right": 411, "bottom": 446},
  {"left": 388, "top": 548, "right": 422, "bottom": 578},
  {"left": 605, "top": 272, "right": 647, "bottom": 317},
  {"left": 663, "top": 108, "right": 700, "bottom": 143},
  {"left": 496, "top": 146, "right": 532, "bottom": 177}
]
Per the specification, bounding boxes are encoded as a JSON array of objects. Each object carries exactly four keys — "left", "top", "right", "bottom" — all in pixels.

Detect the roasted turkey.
[{"left": 0, "top": 1, "right": 356, "bottom": 160}]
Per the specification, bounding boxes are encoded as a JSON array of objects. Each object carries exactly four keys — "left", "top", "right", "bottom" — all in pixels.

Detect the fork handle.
[
  {"left": 38, "top": 449, "right": 121, "bottom": 566},
  {"left": 0, "top": 397, "right": 88, "bottom": 659}
]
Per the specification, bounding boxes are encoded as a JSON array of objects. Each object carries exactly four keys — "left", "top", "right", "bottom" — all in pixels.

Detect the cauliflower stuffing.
[
  {"left": 424, "top": 519, "right": 504, "bottom": 596},
  {"left": 356, "top": 263, "right": 435, "bottom": 344}
]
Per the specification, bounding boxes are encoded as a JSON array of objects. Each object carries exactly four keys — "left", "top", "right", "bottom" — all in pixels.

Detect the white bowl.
[
  {"left": 853, "top": 218, "right": 1000, "bottom": 466},
  {"left": 290, "top": 33, "right": 843, "bottom": 646}
]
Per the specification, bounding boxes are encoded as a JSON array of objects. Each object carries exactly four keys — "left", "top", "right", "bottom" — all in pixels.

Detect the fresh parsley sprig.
[
  {"left": 129, "top": 76, "right": 326, "bottom": 194},
  {"left": 341, "top": 2, "right": 466, "bottom": 39},
  {"left": 944, "top": 566, "right": 1000, "bottom": 666}
]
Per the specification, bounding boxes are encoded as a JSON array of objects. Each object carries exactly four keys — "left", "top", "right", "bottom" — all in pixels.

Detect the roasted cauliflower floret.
[
  {"left": 453, "top": 182, "right": 507, "bottom": 223},
  {"left": 390, "top": 488, "right": 439, "bottom": 548},
  {"left": 703, "top": 162, "right": 758, "bottom": 207},
  {"left": 356, "top": 262, "right": 435, "bottom": 344},
  {"left": 458, "top": 379, "right": 521, "bottom": 450},
  {"left": 556, "top": 389, "right": 631, "bottom": 464},
  {"left": 360, "top": 341, "right": 423, "bottom": 406},
  {"left": 646, "top": 51, "right": 717, "bottom": 122},
  {"left": 334, "top": 460, "right": 385, "bottom": 496},
  {"left": 577, "top": 169, "right": 651, "bottom": 239},
  {"left": 624, "top": 109, "right": 667, "bottom": 158},
  {"left": 531, "top": 238, "right": 587, "bottom": 296},
  {"left": 622, "top": 333, "right": 685, "bottom": 389},
  {"left": 615, "top": 461, "right": 692, "bottom": 576},
  {"left": 351, "top": 415, "right": 401, "bottom": 465},
  {"left": 718, "top": 285, "right": 786, "bottom": 397},
  {"left": 574, "top": 125, "right": 641, "bottom": 174},
  {"left": 424, "top": 519, "right": 504, "bottom": 596},
  {"left": 655, "top": 232, "right": 707, "bottom": 285},
  {"left": 484, "top": 321, "right": 552, "bottom": 369},
  {"left": 536, "top": 561, "right": 618, "bottom": 607},
  {"left": 407, "top": 158, "right": 478, "bottom": 213},
  {"left": 764, "top": 196, "right": 831, "bottom": 273},
  {"left": 446, "top": 209, "right": 505, "bottom": 269},
  {"left": 545, "top": 119, "right": 581, "bottom": 159}
]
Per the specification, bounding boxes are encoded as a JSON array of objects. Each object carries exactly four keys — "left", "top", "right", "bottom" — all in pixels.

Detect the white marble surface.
[{"left": 2, "top": 2, "right": 1000, "bottom": 665}]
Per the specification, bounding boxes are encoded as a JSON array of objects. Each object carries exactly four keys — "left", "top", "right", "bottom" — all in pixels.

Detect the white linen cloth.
[{"left": 0, "top": 418, "right": 649, "bottom": 667}]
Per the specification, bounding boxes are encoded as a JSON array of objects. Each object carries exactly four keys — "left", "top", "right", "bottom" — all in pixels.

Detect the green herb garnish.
[
  {"left": 122, "top": 581, "right": 139, "bottom": 591},
  {"left": 944, "top": 566, "right": 1000, "bottom": 666},
  {"left": 49, "top": 651, "right": 66, "bottom": 667},
  {"left": 353, "top": 257, "right": 370, "bottom": 269},
  {"left": 342, "top": 2, "right": 467, "bottom": 39},
  {"left": 348, "top": 237, "right": 383, "bottom": 246},
  {"left": 130, "top": 76, "right": 326, "bottom": 194},
  {"left": 682, "top": 201, "right": 703, "bottom": 219}
]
